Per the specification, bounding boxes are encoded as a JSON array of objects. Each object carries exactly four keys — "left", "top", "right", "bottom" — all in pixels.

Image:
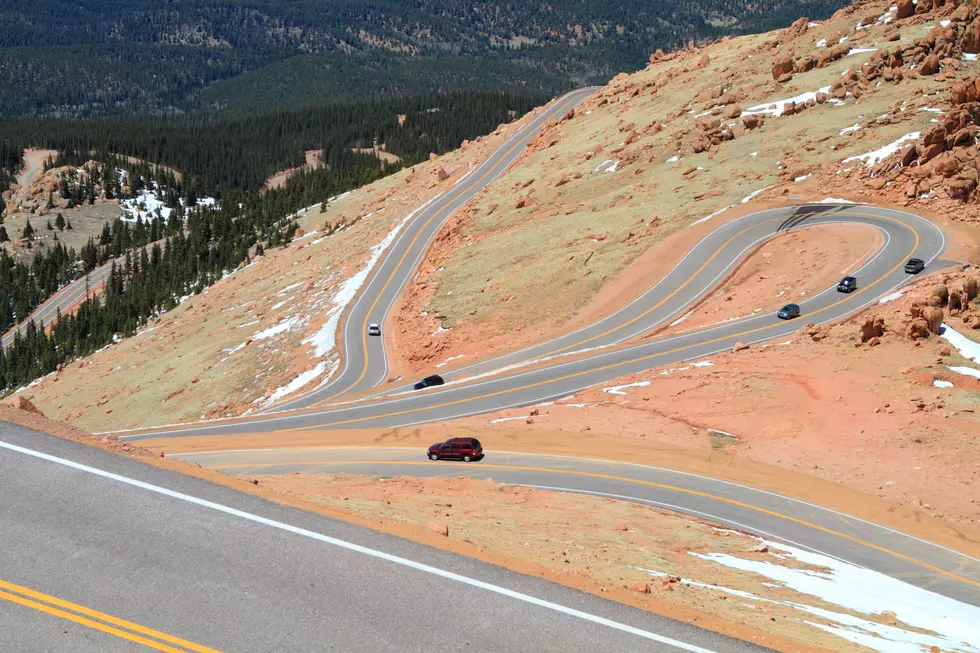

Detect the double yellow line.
[
  {"left": 309, "top": 90, "right": 589, "bottom": 407},
  {"left": 0, "top": 578, "right": 221, "bottom": 652},
  {"left": 213, "top": 459, "right": 980, "bottom": 591},
  {"left": 277, "top": 211, "right": 918, "bottom": 432}
]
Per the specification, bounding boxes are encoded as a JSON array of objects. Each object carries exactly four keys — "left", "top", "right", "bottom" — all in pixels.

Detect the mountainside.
[{"left": 0, "top": 0, "right": 850, "bottom": 116}]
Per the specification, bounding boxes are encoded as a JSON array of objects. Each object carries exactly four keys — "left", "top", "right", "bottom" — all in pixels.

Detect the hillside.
[
  {"left": 0, "top": 0, "right": 849, "bottom": 116},
  {"left": 387, "top": 0, "right": 980, "bottom": 376}
]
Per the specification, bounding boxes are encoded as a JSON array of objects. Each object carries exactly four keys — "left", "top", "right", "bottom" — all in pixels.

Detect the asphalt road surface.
[
  {"left": 0, "top": 421, "right": 772, "bottom": 653},
  {"left": 268, "top": 86, "right": 601, "bottom": 413},
  {"left": 125, "top": 202, "right": 946, "bottom": 439},
  {"left": 174, "top": 446, "right": 980, "bottom": 608}
]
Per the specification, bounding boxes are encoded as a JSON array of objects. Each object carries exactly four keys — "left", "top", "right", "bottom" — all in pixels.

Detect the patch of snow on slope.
[
  {"left": 939, "top": 325, "right": 980, "bottom": 362},
  {"left": 847, "top": 48, "right": 877, "bottom": 55},
  {"left": 602, "top": 381, "right": 650, "bottom": 395},
  {"left": 948, "top": 365, "right": 980, "bottom": 379},
  {"left": 263, "top": 361, "right": 335, "bottom": 405},
  {"left": 877, "top": 290, "right": 904, "bottom": 304},
  {"left": 817, "top": 197, "right": 857, "bottom": 204},
  {"left": 934, "top": 379, "right": 954, "bottom": 388},
  {"left": 253, "top": 315, "right": 303, "bottom": 340},
  {"left": 741, "top": 186, "right": 775, "bottom": 203},
  {"left": 744, "top": 86, "right": 832, "bottom": 117},
  {"left": 691, "top": 539, "right": 980, "bottom": 653},
  {"left": 839, "top": 123, "right": 861, "bottom": 135},
  {"left": 816, "top": 39, "right": 827, "bottom": 47},
  {"left": 841, "top": 132, "right": 920, "bottom": 167}
]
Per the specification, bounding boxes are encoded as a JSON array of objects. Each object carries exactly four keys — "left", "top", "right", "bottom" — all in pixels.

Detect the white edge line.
[
  {"left": 0, "top": 439, "right": 717, "bottom": 653},
  {"left": 177, "top": 446, "right": 980, "bottom": 566}
]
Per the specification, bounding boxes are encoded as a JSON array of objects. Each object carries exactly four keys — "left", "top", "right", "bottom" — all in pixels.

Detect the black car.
[
  {"left": 777, "top": 303, "right": 801, "bottom": 319},
  {"left": 837, "top": 276, "right": 857, "bottom": 293},
  {"left": 414, "top": 374, "right": 445, "bottom": 390},
  {"left": 904, "top": 258, "right": 925, "bottom": 274}
]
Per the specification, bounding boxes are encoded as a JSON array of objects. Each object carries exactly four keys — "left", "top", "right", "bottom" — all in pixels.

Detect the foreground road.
[
  {"left": 124, "top": 202, "right": 946, "bottom": 439},
  {"left": 175, "top": 446, "right": 980, "bottom": 607},
  {"left": 0, "top": 422, "right": 769, "bottom": 653}
]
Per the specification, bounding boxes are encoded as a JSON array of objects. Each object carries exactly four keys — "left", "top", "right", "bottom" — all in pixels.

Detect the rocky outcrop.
[{"left": 860, "top": 315, "right": 886, "bottom": 342}]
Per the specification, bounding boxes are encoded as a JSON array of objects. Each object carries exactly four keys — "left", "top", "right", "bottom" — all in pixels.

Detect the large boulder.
[
  {"left": 772, "top": 55, "right": 795, "bottom": 80},
  {"left": 965, "top": 276, "right": 978, "bottom": 300},
  {"left": 964, "top": 17, "right": 980, "bottom": 54},
  {"left": 905, "top": 318, "right": 931, "bottom": 339},
  {"left": 920, "top": 54, "right": 941, "bottom": 75},
  {"left": 930, "top": 284, "right": 950, "bottom": 307},
  {"left": 860, "top": 315, "right": 886, "bottom": 342},
  {"left": 922, "top": 306, "right": 945, "bottom": 333},
  {"left": 897, "top": 0, "right": 915, "bottom": 19}
]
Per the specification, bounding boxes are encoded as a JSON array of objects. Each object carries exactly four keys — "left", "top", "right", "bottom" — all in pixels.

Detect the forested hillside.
[
  {"left": 0, "top": 0, "right": 850, "bottom": 116},
  {"left": 0, "top": 91, "right": 545, "bottom": 192}
]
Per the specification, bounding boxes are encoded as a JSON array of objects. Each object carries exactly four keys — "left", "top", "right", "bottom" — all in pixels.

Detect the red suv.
[{"left": 427, "top": 437, "right": 483, "bottom": 462}]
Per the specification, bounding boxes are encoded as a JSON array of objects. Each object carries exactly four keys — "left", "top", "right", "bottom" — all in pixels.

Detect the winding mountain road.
[
  {"left": 4, "top": 85, "right": 973, "bottom": 653},
  {"left": 123, "top": 202, "right": 946, "bottom": 439}
]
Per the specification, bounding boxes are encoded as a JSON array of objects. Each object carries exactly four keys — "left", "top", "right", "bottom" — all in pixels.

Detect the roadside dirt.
[
  {"left": 262, "top": 150, "right": 326, "bottom": 193},
  {"left": 14, "top": 148, "right": 57, "bottom": 187}
]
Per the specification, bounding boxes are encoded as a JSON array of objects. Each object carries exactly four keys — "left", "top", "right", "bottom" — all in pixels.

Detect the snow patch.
[
  {"left": 742, "top": 186, "right": 775, "bottom": 203},
  {"left": 690, "top": 538, "right": 980, "bottom": 653},
  {"left": 939, "top": 325, "right": 980, "bottom": 362},
  {"left": 839, "top": 124, "right": 861, "bottom": 135},
  {"left": 841, "top": 132, "right": 920, "bottom": 167},
  {"left": 948, "top": 365, "right": 980, "bottom": 379},
  {"left": 252, "top": 315, "right": 303, "bottom": 341},
  {"left": 933, "top": 379, "right": 954, "bottom": 388},
  {"left": 692, "top": 360, "right": 714, "bottom": 368},
  {"left": 744, "top": 86, "right": 832, "bottom": 117},
  {"left": 816, "top": 39, "right": 827, "bottom": 48},
  {"left": 602, "top": 381, "right": 650, "bottom": 396},
  {"left": 817, "top": 197, "right": 857, "bottom": 204},
  {"left": 877, "top": 290, "right": 904, "bottom": 304},
  {"left": 262, "top": 361, "right": 335, "bottom": 405},
  {"left": 594, "top": 159, "right": 619, "bottom": 173},
  {"left": 669, "top": 311, "right": 693, "bottom": 327}
]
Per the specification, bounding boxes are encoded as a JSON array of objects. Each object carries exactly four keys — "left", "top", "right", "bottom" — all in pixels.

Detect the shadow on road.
[{"left": 776, "top": 203, "right": 848, "bottom": 233}]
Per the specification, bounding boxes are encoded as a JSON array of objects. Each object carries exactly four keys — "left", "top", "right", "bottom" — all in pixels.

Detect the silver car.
[{"left": 367, "top": 323, "right": 381, "bottom": 336}]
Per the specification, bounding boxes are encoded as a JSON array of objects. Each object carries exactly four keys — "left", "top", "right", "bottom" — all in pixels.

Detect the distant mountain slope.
[{"left": 0, "top": 0, "right": 850, "bottom": 116}]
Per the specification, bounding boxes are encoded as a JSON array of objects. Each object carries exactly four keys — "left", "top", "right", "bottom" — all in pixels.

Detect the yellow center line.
[
  {"left": 213, "top": 459, "right": 980, "bottom": 590},
  {"left": 309, "top": 91, "right": 585, "bottom": 407},
  {"left": 0, "top": 579, "right": 222, "bottom": 653},
  {"left": 276, "top": 212, "right": 918, "bottom": 431}
]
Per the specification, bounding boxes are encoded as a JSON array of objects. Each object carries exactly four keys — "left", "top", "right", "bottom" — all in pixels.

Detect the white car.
[{"left": 367, "top": 323, "right": 381, "bottom": 336}]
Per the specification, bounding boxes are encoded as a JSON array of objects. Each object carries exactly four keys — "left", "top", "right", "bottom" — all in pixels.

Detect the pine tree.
[
  {"left": 22, "top": 221, "right": 34, "bottom": 241},
  {"left": 55, "top": 213, "right": 65, "bottom": 230},
  {"left": 46, "top": 219, "right": 53, "bottom": 230},
  {"left": 0, "top": 227, "right": 7, "bottom": 243},
  {"left": 66, "top": 219, "right": 73, "bottom": 230}
]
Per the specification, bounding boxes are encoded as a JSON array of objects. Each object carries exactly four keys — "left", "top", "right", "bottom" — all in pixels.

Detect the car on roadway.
[
  {"left": 837, "top": 276, "right": 857, "bottom": 293},
  {"left": 414, "top": 374, "right": 445, "bottom": 390},
  {"left": 904, "top": 258, "right": 925, "bottom": 274},
  {"left": 428, "top": 437, "right": 483, "bottom": 462},
  {"left": 367, "top": 323, "right": 381, "bottom": 336},
  {"left": 777, "top": 303, "right": 801, "bottom": 320}
]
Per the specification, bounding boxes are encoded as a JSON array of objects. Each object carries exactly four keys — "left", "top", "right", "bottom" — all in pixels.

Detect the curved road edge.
[{"left": 175, "top": 446, "right": 980, "bottom": 606}]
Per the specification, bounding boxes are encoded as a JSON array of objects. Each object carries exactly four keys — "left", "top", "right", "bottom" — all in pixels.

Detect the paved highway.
[
  {"left": 175, "top": 447, "right": 980, "bottom": 608},
  {"left": 0, "top": 421, "right": 771, "bottom": 653},
  {"left": 123, "top": 202, "right": 946, "bottom": 439},
  {"left": 268, "top": 86, "right": 601, "bottom": 413}
]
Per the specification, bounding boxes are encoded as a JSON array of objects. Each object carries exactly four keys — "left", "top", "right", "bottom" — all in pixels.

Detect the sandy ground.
[
  {"left": 22, "top": 106, "right": 556, "bottom": 431},
  {"left": 254, "top": 472, "right": 912, "bottom": 653},
  {"left": 263, "top": 149, "right": 325, "bottom": 193},
  {"left": 14, "top": 148, "right": 57, "bottom": 188}
]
